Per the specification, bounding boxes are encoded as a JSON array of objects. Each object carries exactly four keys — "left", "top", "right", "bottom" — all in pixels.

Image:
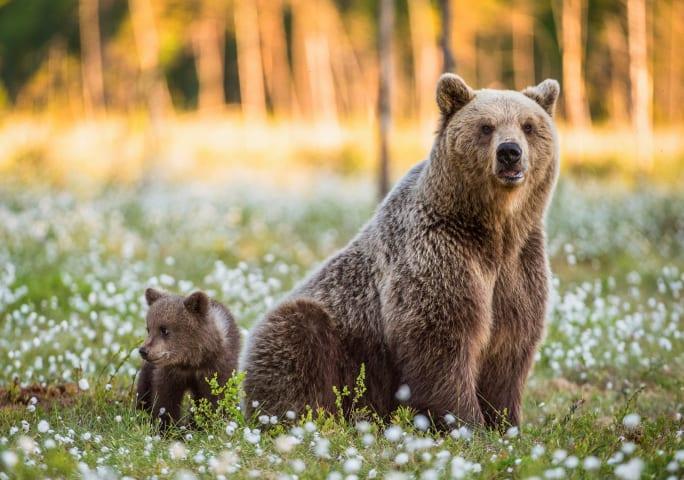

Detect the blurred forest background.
[{"left": 0, "top": 0, "right": 682, "bottom": 190}]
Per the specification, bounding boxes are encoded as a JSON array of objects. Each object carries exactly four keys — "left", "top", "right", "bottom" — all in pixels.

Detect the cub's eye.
[
  {"left": 160, "top": 326, "right": 169, "bottom": 336},
  {"left": 146, "top": 327, "right": 149, "bottom": 334},
  {"left": 481, "top": 124, "right": 494, "bottom": 135},
  {"left": 522, "top": 123, "right": 534, "bottom": 134}
]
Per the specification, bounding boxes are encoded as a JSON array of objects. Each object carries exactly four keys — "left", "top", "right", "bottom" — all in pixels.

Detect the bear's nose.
[
  {"left": 138, "top": 347, "right": 149, "bottom": 360},
  {"left": 496, "top": 142, "right": 522, "bottom": 167}
]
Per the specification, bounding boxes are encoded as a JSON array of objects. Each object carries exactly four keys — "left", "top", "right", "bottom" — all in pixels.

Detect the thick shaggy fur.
[
  {"left": 243, "top": 75, "right": 560, "bottom": 428},
  {"left": 136, "top": 289, "right": 240, "bottom": 428}
]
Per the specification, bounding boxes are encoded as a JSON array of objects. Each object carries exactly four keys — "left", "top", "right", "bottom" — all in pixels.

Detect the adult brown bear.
[{"left": 242, "top": 74, "right": 560, "bottom": 429}]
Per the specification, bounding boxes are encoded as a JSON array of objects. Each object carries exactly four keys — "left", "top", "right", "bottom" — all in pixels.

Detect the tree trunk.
[
  {"left": 377, "top": 0, "right": 393, "bottom": 200},
  {"left": 79, "top": 0, "right": 105, "bottom": 115},
  {"left": 192, "top": 0, "right": 226, "bottom": 115},
  {"left": 667, "top": 0, "right": 681, "bottom": 123},
  {"left": 234, "top": 0, "right": 267, "bottom": 121},
  {"left": 129, "top": 0, "right": 173, "bottom": 119},
  {"left": 258, "top": 0, "right": 295, "bottom": 117},
  {"left": 627, "top": 0, "right": 653, "bottom": 169},
  {"left": 439, "top": 0, "right": 455, "bottom": 73},
  {"left": 561, "top": 0, "right": 591, "bottom": 128},
  {"left": 604, "top": 19, "right": 629, "bottom": 126},
  {"left": 452, "top": 0, "right": 477, "bottom": 84},
  {"left": 511, "top": 5, "right": 534, "bottom": 89},
  {"left": 408, "top": 0, "right": 440, "bottom": 126}
]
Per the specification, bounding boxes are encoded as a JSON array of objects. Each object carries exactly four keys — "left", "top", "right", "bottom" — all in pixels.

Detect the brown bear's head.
[
  {"left": 139, "top": 288, "right": 223, "bottom": 369},
  {"left": 435, "top": 74, "right": 560, "bottom": 213}
]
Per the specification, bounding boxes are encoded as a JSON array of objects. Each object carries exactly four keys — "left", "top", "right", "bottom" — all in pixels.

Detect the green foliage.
[{"left": 192, "top": 371, "right": 246, "bottom": 431}]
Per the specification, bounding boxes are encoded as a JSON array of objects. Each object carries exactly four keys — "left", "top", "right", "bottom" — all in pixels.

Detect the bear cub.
[{"left": 136, "top": 288, "right": 240, "bottom": 429}]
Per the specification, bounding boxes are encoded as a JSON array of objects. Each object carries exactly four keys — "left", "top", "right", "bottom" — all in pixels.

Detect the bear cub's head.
[
  {"left": 436, "top": 73, "right": 560, "bottom": 191},
  {"left": 139, "top": 288, "right": 227, "bottom": 369}
]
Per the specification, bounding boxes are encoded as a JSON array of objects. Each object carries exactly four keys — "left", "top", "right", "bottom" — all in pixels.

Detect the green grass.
[{"left": 0, "top": 177, "right": 683, "bottom": 478}]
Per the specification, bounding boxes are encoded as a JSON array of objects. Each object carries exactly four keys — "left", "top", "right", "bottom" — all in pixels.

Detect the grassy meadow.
[{"left": 0, "top": 150, "right": 683, "bottom": 479}]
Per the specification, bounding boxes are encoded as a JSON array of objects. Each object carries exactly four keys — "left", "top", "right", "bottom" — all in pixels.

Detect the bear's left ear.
[
  {"left": 522, "top": 79, "right": 560, "bottom": 117},
  {"left": 184, "top": 291, "right": 209, "bottom": 318},
  {"left": 436, "top": 73, "right": 474, "bottom": 118}
]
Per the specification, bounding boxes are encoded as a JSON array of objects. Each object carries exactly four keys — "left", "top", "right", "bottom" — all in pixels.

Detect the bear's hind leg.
[{"left": 243, "top": 298, "right": 348, "bottom": 419}]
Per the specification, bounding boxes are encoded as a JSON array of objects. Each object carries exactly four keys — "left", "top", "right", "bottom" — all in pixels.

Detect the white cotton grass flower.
[
  {"left": 1, "top": 451, "right": 18, "bottom": 468},
  {"left": 543, "top": 467, "right": 565, "bottom": 479},
  {"left": 395, "top": 384, "right": 411, "bottom": 401},
  {"left": 290, "top": 459, "right": 306, "bottom": 473},
  {"left": 243, "top": 427, "right": 261, "bottom": 444},
  {"left": 450, "top": 426, "right": 472, "bottom": 441},
  {"left": 313, "top": 438, "right": 330, "bottom": 458},
  {"left": 443, "top": 413, "right": 456, "bottom": 425},
  {"left": 622, "top": 441, "right": 637, "bottom": 454},
  {"left": 17, "top": 436, "right": 36, "bottom": 455},
  {"left": 78, "top": 378, "right": 90, "bottom": 391},
  {"left": 258, "top": 415, "right": 270, "bottom": 425},
  {"left": 531, "top": 444, "right": 545, "bottom": 459},
  {"left": 505, "top": 426, "right": 519, "bottom": 438},
  {"left": 552, "top": 449, "right": 568, "bottom": 463},
  {"left": 210, "top": 450, "right": 238, "bottom": 475},
  {"left": 614, "top": 458, "right": 645, "bottom": 480},
  {"left": 394, "top": 452, "right": 409, "bottom": 465},
  {"left": 450, "top": 456, "right": 481, "bottom": 478},
  {"left": 384, "top": 425, "right": 403, "bottom": 442},
  {"left": 37, "top": 420, "right": 49, "bottom": 433},
  {"left": 169, "top": 441, "right": 187, "bottom": 460},
  {"left": 583, "top": 456, "right": 601, "bottom": 470},
  {"left": 355, "top": 420, "right": 371, "bottom": 433},
  {"left": 622, "top": 413, "right": 641, "bottom": 429},
  {"left": 343, "top": 457, "right": 362, "bottom": 473},
  {"left": 362, "top": 433, "right": 375, "bottom": 446},
  {"left": 414, "top": 414, "right": 430, "bottom": 431},
  {"left": 274, "top": 435, "right": 298, "bottom": 453}
]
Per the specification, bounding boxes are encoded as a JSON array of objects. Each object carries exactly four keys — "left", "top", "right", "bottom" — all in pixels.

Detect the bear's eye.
[
  {"left": 481, "top": 124, "right": 494, "bottom": 135},
  {"left": 146, "top": 326, "right": 149, "bottom": 334},
  {"left": 522, "top": 122, "right": 534, "bottom": 134},
  {"left": 160, "top": 326, "right": 169, "bottom": 336}
]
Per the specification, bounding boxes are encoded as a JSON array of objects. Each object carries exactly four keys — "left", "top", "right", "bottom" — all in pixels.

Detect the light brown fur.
[{"left": 242, "top": 75, "right": 560, "bottom": 429}]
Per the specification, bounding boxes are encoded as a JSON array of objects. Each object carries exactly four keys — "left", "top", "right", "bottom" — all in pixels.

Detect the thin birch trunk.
[
  {"left": 627, "top": 0, "right": 653, "bottom": 169},
  {"left": 234, "top": 0, "right": 267, "bottom": 121},
  {"left": 561, "top": 0, "right": 591, "bottom": 128},
  {"left": 192, "top": 0, "right": 226, "bottom": 114},
  {"left": 378, "top": 0, "right": 393, "bottom": 199},
  {"left": 79, "top": 0, "right": 105, "bottom": 115}
]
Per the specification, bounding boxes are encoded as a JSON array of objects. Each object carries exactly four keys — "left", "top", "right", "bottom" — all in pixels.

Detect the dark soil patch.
[{"left": 0, "top": 382, "right": 80, "bottom": 409}]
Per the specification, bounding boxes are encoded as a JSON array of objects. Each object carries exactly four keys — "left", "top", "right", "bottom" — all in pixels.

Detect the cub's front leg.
[
  {"left": 384, "top": 264, "right": 491, "bottom": 427},
  {"left": 136, "top": 361, "right": 155, "bottom": 412},
  {"left": 150, "top": 369, "right": 188, "bottom": 430}
]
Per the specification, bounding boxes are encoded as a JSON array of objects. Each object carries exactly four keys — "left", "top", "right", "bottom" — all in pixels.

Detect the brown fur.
[
  {"left": 136, "top": 288, "right": 240, "bottom": 429},
  {"left": 242, "top": 74, "right": 560, "bottom": 429}
]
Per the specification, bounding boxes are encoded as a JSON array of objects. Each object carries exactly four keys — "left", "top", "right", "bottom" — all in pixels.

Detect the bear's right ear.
[
  {"left": 145, "top": 288, "right": 164, "bottom": 306},
  {"left": 436, "top": 73, "right": 474, "bottom": 118}
]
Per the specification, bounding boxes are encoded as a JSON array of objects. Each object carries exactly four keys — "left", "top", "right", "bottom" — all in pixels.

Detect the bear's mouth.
[{"left": 496, "top": 168, "right": 526, "bottom": 186}]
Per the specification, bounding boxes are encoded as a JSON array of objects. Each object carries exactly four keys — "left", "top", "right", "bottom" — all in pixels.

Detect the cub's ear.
[
  {"left": 184, "top": 291, "right": 209, "bottom": 317},
  {"left": 522, "top": 79, "right": 560, "bottom": 117},
  {"left": 436, "top": 73, "right": 474, "bottom": 117},
  {"left": 145, "top": 288, "right": 164, "bottom": 306}
]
